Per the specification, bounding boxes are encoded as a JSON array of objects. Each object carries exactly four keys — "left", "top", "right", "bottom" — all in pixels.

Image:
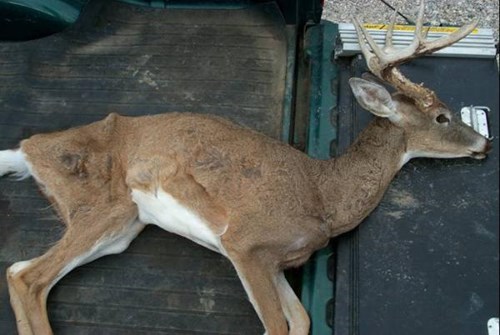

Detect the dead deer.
[{"left": 0, "top": 1, "right": 492, "bottom": 334}]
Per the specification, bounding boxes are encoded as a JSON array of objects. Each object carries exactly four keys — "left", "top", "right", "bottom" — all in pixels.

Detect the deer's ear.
[{"left": 349, "top": 78, "right": 396, "bottom": 118}]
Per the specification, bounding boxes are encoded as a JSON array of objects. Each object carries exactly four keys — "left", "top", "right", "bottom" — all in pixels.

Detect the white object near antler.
[{"left": 0, "top": 1, "right": 491, "bottom": 334}]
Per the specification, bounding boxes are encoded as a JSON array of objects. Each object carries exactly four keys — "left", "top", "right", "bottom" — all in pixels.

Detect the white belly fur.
[{"left": 131, "top": 189, "right": 223, "bottom": 253}]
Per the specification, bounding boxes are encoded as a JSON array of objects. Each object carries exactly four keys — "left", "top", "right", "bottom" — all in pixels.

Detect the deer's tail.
[{"left": 0, "top": 149, "right": 31, "bottom": 180}]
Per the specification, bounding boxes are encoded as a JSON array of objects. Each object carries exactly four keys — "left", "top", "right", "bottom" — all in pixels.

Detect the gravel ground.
[{"left": 322, "top": 0, "right": 499, "bottom": 43}]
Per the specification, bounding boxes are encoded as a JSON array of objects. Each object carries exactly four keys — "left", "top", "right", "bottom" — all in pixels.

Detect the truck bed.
[{"left": 0, "top": 1, "right": 290, "bottom": 333}]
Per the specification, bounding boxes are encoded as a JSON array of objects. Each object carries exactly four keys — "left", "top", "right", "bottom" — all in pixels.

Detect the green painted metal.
[
  {"left": 276, "top": 0, "right": 323, "bottom": 25},
  {"left": 304, "top": 21, "right": 338, "bottom": 160},
  {"left": 0, "top": 0, "right": 86, "bottom": 40},
  {"left": 281, "top": 26, "right": 298, "bottom": 144},
  {"left": 302, "top": 244, "right": 334, "bottom": 332},
  {"left": 0, "top": 0, "right": 85, "bottom": 23},
  {"left": 301, "top": 21, "right": 339, "bottom": 335}
]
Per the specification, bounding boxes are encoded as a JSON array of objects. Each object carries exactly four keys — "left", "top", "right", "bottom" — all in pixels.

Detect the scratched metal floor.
[{"left": 0, "top": 1, "right": 288, "bottom": 333}]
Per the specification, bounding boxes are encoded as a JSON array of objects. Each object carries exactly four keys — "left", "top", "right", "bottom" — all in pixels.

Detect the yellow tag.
[{"left": 363, "top": 24, "right": 478, "bottom": 34}]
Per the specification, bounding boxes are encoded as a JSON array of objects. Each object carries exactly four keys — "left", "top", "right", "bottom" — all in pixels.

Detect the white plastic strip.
[{"left": 488, "top": 318, "right": 499, "bottom": 335}]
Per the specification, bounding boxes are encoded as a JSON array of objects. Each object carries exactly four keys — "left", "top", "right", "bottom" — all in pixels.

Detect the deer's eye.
[{"left": 436, "top": 114, "right": 450, "bottom": 124}]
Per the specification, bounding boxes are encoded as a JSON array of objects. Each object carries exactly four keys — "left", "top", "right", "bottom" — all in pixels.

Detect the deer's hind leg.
[
  {"left": 275, "top": 272, "right": 310, "bottom": 335},
  {"left": 222, "top": 246, "right": 288, "bottom": 335},
  {"left": 6, "top": 208, "right": 145, "bottom": 335}
]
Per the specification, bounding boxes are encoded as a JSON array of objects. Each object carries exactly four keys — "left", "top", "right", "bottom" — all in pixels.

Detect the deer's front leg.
[{"left": 224, "top": 248, "right": 288, "bottom": 335}]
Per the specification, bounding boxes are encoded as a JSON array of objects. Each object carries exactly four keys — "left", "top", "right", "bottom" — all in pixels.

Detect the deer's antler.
[{"left": 352, "top": 0, "right": 478, "bottom": 111}]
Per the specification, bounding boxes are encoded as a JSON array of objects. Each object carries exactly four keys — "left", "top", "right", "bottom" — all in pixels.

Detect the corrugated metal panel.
[{"left": 336, "top": 23, "right": 497, "bottom": 58}]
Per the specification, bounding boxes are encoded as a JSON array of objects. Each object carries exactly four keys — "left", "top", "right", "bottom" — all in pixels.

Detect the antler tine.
[
  {"left": 351, "top": 16, "right": 372, "bottom": 59},
  {"left": 383, "top": 0, "right": 425, "bottom": 64},
  {"left": 351, "top": 16, "right": 384, "bottom": 61},
  {"left": 417, "top": 19, "right": 479, "bottom": 55},
  {"left": 421, "top": 26, "right": 430, "bottom": 41},
  {"left": 385, "top": 8, "right": 398, "bottom": 49},
  {"left": 352, "top": 0, "right": 427, "bottom": 71},
  {"left": 373, "top": 0, "right": 426, "bottom": 65},
  {"left": 414, "top": 0, "right": 426, "bottom": 44}
]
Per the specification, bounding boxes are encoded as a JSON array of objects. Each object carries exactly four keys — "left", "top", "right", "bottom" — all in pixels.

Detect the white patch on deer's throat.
[
  {"left": 399, "top": 150, "right": 469, "bottom": 168},
  {"left": 399, "top": 152, "right": 414, "bottom": 168},
  {"left": 131, "top": 189, "right": 222, "bottom": 253}
]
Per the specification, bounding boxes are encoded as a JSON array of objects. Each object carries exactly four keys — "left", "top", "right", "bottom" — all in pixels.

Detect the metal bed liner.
[{"left": 0, "top": 1, "right": 289, "bottom": 333}]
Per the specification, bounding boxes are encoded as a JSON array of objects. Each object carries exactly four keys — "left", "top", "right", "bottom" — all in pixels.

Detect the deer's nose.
[
  {"left": 484, "top": 139, "right": 493, "bottom": 154},
  {"left": 470, "top": 138, "right": 492, "bottom": 160},
  {"left": 480, "top": 139, "right": 493, "bottom": 157}
]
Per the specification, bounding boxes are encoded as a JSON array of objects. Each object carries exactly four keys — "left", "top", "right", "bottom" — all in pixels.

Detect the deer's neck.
[{"left": 317, "top": 118, "right": 407, "bottom": 237}]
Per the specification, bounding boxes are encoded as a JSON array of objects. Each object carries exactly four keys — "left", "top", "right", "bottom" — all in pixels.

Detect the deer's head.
[{"left": 349, "top": 0, "right": 492, "bottom": 163}]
